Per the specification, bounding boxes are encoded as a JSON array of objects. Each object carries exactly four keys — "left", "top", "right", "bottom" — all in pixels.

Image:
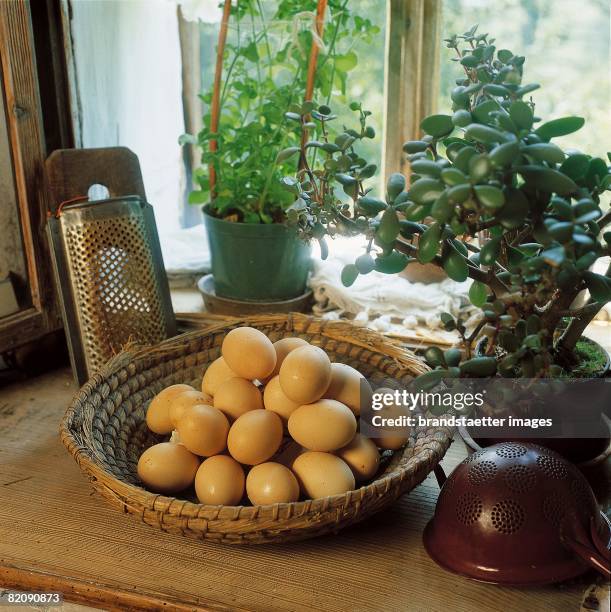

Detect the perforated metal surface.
[
  {"left": 424, "top": 442, "right": 610, "bottom": 585},
  {"left": 490, "top": 499, "right": 525, "bottom": 534},
  {"left": 48, "top": 197, "right": 175, "bottom": 383}
]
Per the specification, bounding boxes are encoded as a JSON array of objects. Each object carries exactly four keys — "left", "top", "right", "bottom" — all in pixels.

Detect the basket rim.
[{"left": 59, "top": 313, "right": 453, "bottom": 524}]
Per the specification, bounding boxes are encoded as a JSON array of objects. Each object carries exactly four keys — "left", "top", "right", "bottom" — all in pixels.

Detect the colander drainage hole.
[
  {"left": 536, "top": 455, "right": 568, "bottom": 479},
  {"left": 491, "top": 499, "right": 525, "bottom": 534},
  {"left": 504, "top": 465, "right": 537, "bottom": 493},
  {"left": 495, "top": 443, "right": 528, "bottom": 458},
  {"left": 455, "top": 492, "right": 483, "bottom": 526},
  {"left": 542, "top": 494, "right": 565, "bottom": 527},
  {"left": 467, "top": 460, "right": 497, "bottom": 485}
]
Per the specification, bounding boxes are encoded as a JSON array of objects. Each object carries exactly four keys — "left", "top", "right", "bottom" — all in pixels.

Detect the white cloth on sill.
[
  {"left": 308, "top": 236, "right": 476, "bottom": 333},
  {"left": 159, "top": 224, "right": 211, "bottom": 287}
]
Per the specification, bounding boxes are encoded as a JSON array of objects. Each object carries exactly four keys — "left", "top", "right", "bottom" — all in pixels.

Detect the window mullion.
[{"left": 382, "top": 0, "right": 442, "bottom": 184}]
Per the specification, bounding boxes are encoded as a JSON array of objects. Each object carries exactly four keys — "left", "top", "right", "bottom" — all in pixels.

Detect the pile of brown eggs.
[{"left": 138, "top": 327, "right": 408, "bottom": 505}]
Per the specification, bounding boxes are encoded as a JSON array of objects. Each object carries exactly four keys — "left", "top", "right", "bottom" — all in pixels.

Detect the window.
[
  {"left": 191, "top": 2, "right": 387, "bottom": 195},
  {"left": 64, "top": 0, "right": 609, "bottom": 263},
  {"left": 440, "top": 0, "right": 610, "bottom": 160}
]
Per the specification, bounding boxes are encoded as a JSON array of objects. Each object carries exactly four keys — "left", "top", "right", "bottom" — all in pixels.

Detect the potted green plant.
[
  {"left": 281, "top": 26, "right": 611, "bottom": 462},
  {"left": 182, "top": 0, "right": 378, "bottom": 302}
]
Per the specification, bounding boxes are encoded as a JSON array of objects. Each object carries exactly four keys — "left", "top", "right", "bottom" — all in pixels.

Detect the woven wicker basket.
[{"left": 60, "top": 314, "right": 453, "bottom": 544}]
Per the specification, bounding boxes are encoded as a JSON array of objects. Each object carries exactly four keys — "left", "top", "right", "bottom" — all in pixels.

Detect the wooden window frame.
[
  {"left": 0, "top": 0, "right": 73, "bottom": 353},
  {"left": 382, "top": 0, "right": 442, "bottom": 183}
]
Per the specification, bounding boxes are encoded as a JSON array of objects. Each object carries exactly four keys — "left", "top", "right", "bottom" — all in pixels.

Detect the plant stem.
[
  {"left": 250, "top": 6, "right": 263, "bottom": 117},
  {"left": 323, "top": 0, "right": 349, "bottom": 105},
  {"left": 390, "top": 236, "right": 511, "bottom": 295},
  {"left": 299, "top": 0, "right": 328, "bottom": 169},
  {"left": 209, "top": 0, "right": 233, "bottom": 198},
  {"left": 557, "top": 261, "right": 610, "bottom": 353},
  {"left": 256, "top": 0, "right": 273, "bottom": 80},
  {"left": 598, "top": 208, "right": 611, "bottom": 228},
  {"left": 257, "top": 68, "right": 304, "bottom": 211},
  {"left": 310, "top": 1, "right": 348, "bottom": 171},
  {"left": 558, "top": 303, "right": 603, "bottom": 318}
]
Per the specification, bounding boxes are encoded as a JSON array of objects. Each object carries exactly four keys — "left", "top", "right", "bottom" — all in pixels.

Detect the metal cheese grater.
[{"left": 46, "top": 147, "right": 176, "bottom": 384}]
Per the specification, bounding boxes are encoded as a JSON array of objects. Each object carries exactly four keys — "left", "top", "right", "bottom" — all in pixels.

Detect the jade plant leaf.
[
  {"left": 469, "top": 280, "right": 488, "bottom": 307},
  {"left": 518, "top": 166, "right": 578, "bottom": 195},
  {"left": 409, "top": 178, "right": 445, "bottom": 204},
  {"left": 341, "top": 264, "right": 359, "bottom": 287},
  {"left": 488, "top": 141, "right": 520, "bottom": 167},
  {"left": 560, "top": 154, "right": 590, "bottom": 180},
  {"left": 459, "top": 357, "right": 497, "bottom": 376},
  {"left": 443, "top": 248, "right": 469, "bottom": 282},
  {"left": 523, "top": 143, "right": 566, "bottom": 164},
  {"left": 374, "top": 251, "right": 410, "bottom": 274},
  {"left": 358, "top": 196, "right": 387, "bottom": 216},
  {"left": 377, "top": 208, "right": 401, "bottom": 243},
  {"left": 276, "top": 147, "right": 300, "bottom": 163},
  {"left": 418, "top": 223, "right": 442, "bottom": 263},
  {"left": 509, "top": 100, "right": 533, "bottom": 129},
  {"left": 421, "top": 114, "right": 454, "bottom": 138},
  {"left": 479, "top": 236, "right": 502, "bottom": 266},
  {"left": 464, "top": 124, "right": 505, "bottom": 145},
  {"left": 355, "top": 253, "right": 375, "bottom": 274},
  {"left": 386, "top": 173, "right": 407, "bottom": 201},
  {"left": 535, "top": 116, "right": 585, "bottom": 141},
  {"left": 474, "top": 185, "right": 505, "bottom": 210},
  {"left": 583, "top": 272, "right": 611, "bottom": 302}
]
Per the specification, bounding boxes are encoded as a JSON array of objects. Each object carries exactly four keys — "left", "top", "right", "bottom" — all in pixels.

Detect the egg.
[
  {"left": 213, "top": 377, "right": 263, "bottom": 421},
  {"left": 265, "top": 337, "right": 309, "bottom": 381},
  {"left": 137, "top": 442, "right": 199, "bottom": 494},
  {"left": 175, "top": 403, "right": 229, "bottom": 456},
  {"left": 279, "top": 345, "right": 331, "bottom": 404},
  {"left": 291, "top": 451, "right": 355, "bottom": 499},
  {"left": 263, "top": 375, "right": 300, "bottom": 425},
  {"left": 288, "top": 399, "right": 357, "bottom": 452},
  {"left": 222, "top": 327, "right": 276, "bottom": 380},
  {"left": 169, "top": 388, "right": 212, "bottom": 427},
  {"left": 325, "top": 363, "right": 373, "bottom": 416},
  {"left": 246, "top": 462, "right": 300, "bottom": 505},
  {"left": 201, "top": 356, "right": 236, "bottom": 396},
  {"left": 227, "top": 409, "right": 283, "bottom": 465},
  {"left": 145, "top": 384, "right": 193, "bottom": 434},
  {"left": 335, "top": 433, "right": 380, "bottom": 482},
  {"left": 194, "top": 455, "right": 245, "bottom": 505},
  {"left": 371, "top": 387, "right": 411, "bottom": 450}
]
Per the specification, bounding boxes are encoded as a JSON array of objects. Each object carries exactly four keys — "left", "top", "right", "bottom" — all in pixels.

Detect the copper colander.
[{"left": 424, "top": 442, "right": 610, "bottom": 586}]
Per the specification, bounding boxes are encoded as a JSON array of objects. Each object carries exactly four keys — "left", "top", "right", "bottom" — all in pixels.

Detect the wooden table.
[{"left": 0, "top": 367, "right": 606, "bottom": 611}]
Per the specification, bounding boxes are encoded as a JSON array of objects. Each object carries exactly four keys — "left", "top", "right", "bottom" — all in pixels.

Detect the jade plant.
[
  {"left": 183, "top": 0, "right": 379, "bottom": 223},
  {"left": 281, "top": 25, "right": 611, "bottom": 383}
]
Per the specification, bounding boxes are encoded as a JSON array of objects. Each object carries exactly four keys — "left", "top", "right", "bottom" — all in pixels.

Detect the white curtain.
[{"left": 68, "top": 0, "right": 185, "bottom": 234}]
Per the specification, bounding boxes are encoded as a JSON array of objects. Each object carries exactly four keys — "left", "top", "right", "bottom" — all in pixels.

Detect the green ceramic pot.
[{"left": 203, "top": 206, "right": 312, "bottom": 301}]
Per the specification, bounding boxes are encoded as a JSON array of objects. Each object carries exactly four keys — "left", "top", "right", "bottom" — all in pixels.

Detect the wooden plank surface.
[{"left": 0, "top": 368, "right": 604, "bottom": 611}]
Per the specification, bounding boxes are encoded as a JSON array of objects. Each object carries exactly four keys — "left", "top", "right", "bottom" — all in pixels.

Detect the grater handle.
[
  {"left": 433, "top": 464, "right": 447, "bottom": 488},
  {"left": 45, "top": 147, "right": 146, "bottom": 214}
]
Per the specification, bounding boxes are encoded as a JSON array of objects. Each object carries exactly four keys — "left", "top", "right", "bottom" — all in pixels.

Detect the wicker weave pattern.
[{"left": 60, "top": 314, "right": 453, "bottom": 544}]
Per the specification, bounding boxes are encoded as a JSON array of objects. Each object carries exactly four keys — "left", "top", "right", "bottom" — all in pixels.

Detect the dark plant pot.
[
  {"left": 475, "top": 335, "right": 610, "bottom": 377},
  {"left": 464, "top": 336, "right": 611, "bottom": 466},
  {"left": 459, "top": 416, "right": 611, "bottom": 468},
  {"left": 203, "top": 206, "right": 312, "bottom": 301}
]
